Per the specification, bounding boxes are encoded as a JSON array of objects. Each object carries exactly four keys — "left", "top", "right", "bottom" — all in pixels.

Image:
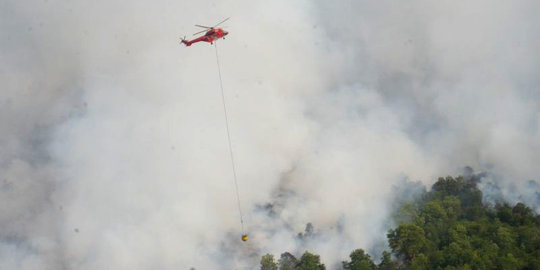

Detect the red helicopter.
[{"left": 181, "top": 17, "right": 229, "bottom": 46}]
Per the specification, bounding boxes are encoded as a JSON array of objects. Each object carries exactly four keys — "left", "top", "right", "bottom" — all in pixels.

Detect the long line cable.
[{"left": 214, "top": 41, "right": 245, "bottom": 234}]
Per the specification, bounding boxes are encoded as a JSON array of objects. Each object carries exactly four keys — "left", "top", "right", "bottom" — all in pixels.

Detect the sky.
[{"left": 1, "top": 0, "right": 539, "bottom": 269}]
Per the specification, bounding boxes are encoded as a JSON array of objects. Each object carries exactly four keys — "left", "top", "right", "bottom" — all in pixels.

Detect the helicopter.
[{"left": 181, "top": 17, "right": 229, "bottom": 46}]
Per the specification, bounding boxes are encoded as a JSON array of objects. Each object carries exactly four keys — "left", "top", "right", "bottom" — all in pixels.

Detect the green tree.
[
  {"left": 378, "top": 251, "right": 397, "bottom": 270},
  {"left": 342, "top": 249, "right": 376, "bottom": 270},
  {"left": 409, "top": 253, "right": 429, "bottom": 270},
  {"left": 497, "top": 204, "right": 513, "bottom": 224},
  {"left": 495, "top": 226, "right": 517, "bottom": 252},
  {"left": 278, "top": 252, "right": 298, "bottom": 270},
  {"left": 442, "top": 196, "right": 461, "bottom": 221},
  {"left": 431, "top": 176, "right": 461, "bottom": 196},
  {"left": 388, "top": 224, "right": 426, "bottom": 262},
  {"left": 295, "top": 251, "right": 325, "bottom": 270},
  {"left": 261, "top": 254, "right": 278, "bottom": 270},
  {"left": 497, "top": 253, "right": 521, "bottom": 270},
  {"left": 511, "top": 203, "right": 534, "bottom": 225}
]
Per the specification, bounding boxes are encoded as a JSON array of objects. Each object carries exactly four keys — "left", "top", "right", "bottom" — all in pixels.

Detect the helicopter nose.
[{"left": 224, "top": 31, "right": 229, "bottom": 35}]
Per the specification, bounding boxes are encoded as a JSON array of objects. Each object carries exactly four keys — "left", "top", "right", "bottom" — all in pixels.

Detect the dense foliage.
[{"left": 260, "top": 176, "right": 540, "bottom": 270}]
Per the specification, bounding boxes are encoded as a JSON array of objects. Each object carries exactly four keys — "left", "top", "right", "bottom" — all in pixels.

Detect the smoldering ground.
[{"left": 1, "top": 0, "right": 539, "bottom": 269}]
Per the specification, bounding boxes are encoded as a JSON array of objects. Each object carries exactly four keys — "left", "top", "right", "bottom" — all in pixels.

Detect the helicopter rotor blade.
[
  {"left": 193, "top": 29, "right": 207, "bottom": 36},
  {"left": 195, "top": 24, "right": 212, "bottom": 29},
  {"left": 213, "top": 17, "right": 230, "bottom": 27}
]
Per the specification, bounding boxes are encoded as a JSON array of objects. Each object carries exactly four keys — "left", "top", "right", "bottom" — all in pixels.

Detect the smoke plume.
[{"left": 1, "top": 0, "right": 539, "bottom": 269}]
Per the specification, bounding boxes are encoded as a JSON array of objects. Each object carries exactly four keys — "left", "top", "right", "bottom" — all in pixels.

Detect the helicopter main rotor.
[{"left": 192, "top": 17, "right": 230, "bottom": 36}]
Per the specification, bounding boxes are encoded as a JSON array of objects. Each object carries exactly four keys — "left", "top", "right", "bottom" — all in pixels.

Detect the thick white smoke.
[{"left": 1, "top": 0, "right": 539, "bottom": 269}]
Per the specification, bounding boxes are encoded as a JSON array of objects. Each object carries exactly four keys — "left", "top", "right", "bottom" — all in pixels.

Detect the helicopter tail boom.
[{"left": 181, "top": 36, "right": 193, "bottom": 46}]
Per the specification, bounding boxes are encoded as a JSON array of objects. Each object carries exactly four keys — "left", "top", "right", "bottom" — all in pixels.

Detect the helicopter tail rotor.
[{"left": 180, "top": 36, "right": 191, "bottom": 46}]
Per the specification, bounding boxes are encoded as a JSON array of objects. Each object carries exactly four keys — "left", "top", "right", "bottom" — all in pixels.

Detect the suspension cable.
[{"left": 214, "top": 42, "right": 245, "bottom": 234}]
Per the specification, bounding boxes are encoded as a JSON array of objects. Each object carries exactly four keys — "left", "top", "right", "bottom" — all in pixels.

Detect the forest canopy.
[{"left": 260, "top": 176, "right": 540, "bottom": 270}]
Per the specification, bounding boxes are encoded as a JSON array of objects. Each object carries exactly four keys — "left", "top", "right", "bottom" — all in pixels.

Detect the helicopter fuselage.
[{"left": 182, "top": 28, "right": 228, "bottom": 46}]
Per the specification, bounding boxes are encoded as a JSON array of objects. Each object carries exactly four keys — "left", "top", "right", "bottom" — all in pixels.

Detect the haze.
[{"left": 1, "top": 0, "right": 539, "bottom": 269}]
